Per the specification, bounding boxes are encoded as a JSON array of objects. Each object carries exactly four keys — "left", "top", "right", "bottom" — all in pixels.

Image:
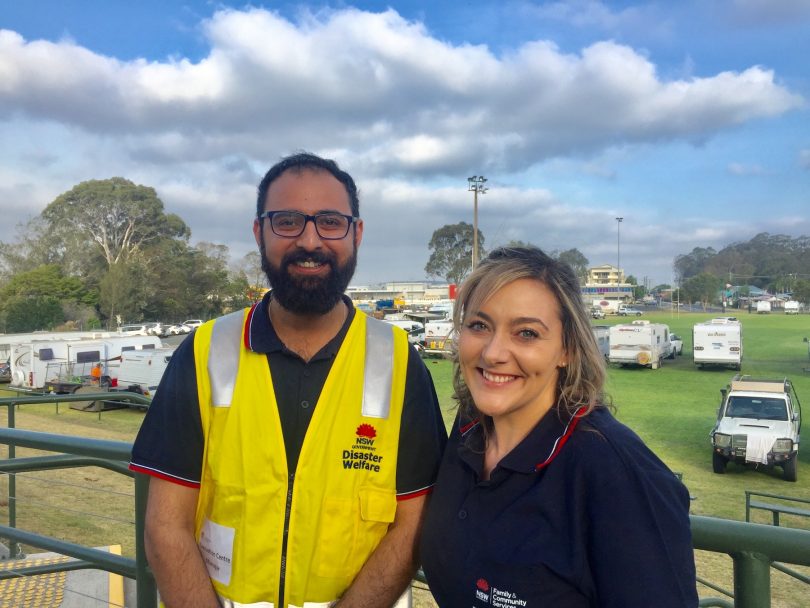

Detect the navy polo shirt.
[
  {"left": 420, "top": 406, "right": 698, "bottom": 607},
  {"left": 130, "top": 292, "right": 447, "bottom": 497}
]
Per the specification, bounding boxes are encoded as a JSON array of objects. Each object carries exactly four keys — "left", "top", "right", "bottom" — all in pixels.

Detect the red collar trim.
[
  {"left": 244, "top": 302, "right": 260, "bottom": 351},
  {"left": 535, "top": 406, "right": 588, "bottom": 471}
]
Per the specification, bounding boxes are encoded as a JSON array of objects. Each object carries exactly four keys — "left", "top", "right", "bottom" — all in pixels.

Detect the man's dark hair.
[{"left": 256, "top": 152, "right": 360, "bottom": 217}]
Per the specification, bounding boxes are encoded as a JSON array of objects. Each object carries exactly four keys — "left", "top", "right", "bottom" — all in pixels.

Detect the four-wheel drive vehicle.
[
  {"left": 590, "top": 307, "right": 606, "bottom": 319},
  {"left": 617, "top": 306, "right": 643, "bottom": 316},
  {"left": 669, "top": 333, "right": 684, "bottom": 356},
  {"left": 711, "top": 375, "right": 801, "bottom": 482}
]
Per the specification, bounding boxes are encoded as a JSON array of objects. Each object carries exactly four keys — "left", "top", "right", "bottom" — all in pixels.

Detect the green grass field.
[{"left": 2, "top": 309, "right": 809, "bottom": 605}]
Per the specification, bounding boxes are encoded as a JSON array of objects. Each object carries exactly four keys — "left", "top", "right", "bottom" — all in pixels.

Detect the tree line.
[
  {"left": 424, "top": 224, "right": 810, "bottom": 307},
  {"left": 674, "top": 233, "right": 810, "bottom": 306},
  {"left": 0, "top": 178, "right": 265, "bottom": 333}
]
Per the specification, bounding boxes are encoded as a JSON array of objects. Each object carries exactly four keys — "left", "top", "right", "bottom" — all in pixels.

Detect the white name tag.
[{"left": 199, "top": 518, "right": 235, "bottom": 586}]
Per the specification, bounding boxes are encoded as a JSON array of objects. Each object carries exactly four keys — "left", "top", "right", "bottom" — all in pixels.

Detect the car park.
[
  {"left": 711, "top": 375, "right": 801, "bottom": 482},
  {"left": 670, "top": 334, "right": 684, "bottom": 356}
]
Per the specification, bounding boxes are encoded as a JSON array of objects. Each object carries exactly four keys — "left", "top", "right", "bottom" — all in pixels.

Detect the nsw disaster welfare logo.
[{"left": 342, "top": 424, "right": 384, "bottom": 472}]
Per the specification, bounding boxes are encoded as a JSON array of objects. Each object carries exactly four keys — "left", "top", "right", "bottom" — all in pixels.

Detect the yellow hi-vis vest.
[{"left": 191, "top": 307, "right": 410, "bottom": 608}]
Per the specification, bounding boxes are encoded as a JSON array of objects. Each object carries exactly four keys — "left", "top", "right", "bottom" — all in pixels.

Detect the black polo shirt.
[
  {"left": 420, "top": 406, "right": 698, "bottom": 607},
  {"left": 130, "top": 292, "right": 447, "bottom": 497}
]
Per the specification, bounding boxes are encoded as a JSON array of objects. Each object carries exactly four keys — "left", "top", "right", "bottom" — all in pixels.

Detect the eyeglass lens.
[{"left": 271, "top": 212, "right": 350, "bottom": 238}]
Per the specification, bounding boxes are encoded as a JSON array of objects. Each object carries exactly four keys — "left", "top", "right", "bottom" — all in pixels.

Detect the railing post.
[
  {"left": 134, "top": 472, "right": 158, "bottom": 608},
  {"left": 731, "top": 551, "right": 771, "bottom": 608},
  {"left": 6, "top": 401, "right": 21, "bottom": 558}
]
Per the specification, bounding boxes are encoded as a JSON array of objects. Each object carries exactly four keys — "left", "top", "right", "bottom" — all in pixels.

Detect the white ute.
[{"left": 711, "top": 375, "right": 802, "bottom": 482}]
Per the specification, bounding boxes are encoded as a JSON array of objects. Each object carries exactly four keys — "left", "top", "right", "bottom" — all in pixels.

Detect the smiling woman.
[{"left": 420, "top": 245, "right": 699, "bottom": 608}]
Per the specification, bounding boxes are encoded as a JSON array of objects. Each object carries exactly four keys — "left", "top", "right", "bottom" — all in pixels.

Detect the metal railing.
[
  {"left": 1, "top": 392, "right": 810, "bottom": 607},
  {"left": 0, "top": 392, "right": 156, "bottom": 608}
]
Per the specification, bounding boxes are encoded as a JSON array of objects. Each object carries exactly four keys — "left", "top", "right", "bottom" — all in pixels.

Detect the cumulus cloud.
[
  {"left": 0, "top": 5, "right": 806, "bottom": 285},
  {"left": 0, "top": 7, "right": 802, "bottom": 176}
]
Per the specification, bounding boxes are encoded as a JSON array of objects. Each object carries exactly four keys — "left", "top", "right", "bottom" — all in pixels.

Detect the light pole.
[
  {"left": 468, "top": 175, "right": 488, "bottom": 270},
  {"left": 615, "top": 217, "right": 623, "bottom": 285}
]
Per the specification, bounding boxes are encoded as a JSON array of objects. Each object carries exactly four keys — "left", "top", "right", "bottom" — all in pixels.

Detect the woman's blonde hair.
[{"left": 452, "top": 246, "right": 608, "bottom": 429}]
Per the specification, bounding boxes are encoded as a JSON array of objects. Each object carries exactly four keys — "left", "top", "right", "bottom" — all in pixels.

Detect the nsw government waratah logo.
[
  {"left": 474, "top": 577, "right": 527, "bottom": 607},
  {"left": 342, "top": 424, "right": 384, "bottom": 472},
  {"left": 475, "top": 578, "right": 490, "bottom": 602}
]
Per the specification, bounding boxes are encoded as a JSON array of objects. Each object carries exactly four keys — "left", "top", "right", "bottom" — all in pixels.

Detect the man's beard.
[{"left": 260, "top": 233, "right": 357, "bottom": 315}]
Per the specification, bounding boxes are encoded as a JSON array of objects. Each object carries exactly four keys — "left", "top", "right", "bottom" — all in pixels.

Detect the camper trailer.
[
  {"left": 592, "top": 325, "right": 610, "bottom": 359},
  {"left": 693, "top": 317, "right": 743, "bottom": 370},
  {"left": 608, "top": 320, "right": 673, "bottom": 370},
  {"left": 0, "top": 330, "right": 118, "bottom": 368},
  {"left": 422, "top": 320, "right": 456, "bottom": 357},
  {"left": 784, "top": 300, "right": 801, "bottom": 315},
  {"left": 115, "top": 347, "right": 175, "bottom": 398},
  {"left": 10, "top": 335, "right": 162, "bottom": 392},
  {"left": 756, "top": 301, "right": 772, "bottom": 314}
]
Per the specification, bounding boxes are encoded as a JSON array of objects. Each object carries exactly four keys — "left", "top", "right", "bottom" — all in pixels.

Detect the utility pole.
[
  {"left": 468, "top": 176, "right": 488, "bottom": 270},
  {"left": 615, "top": 217, "right": 623, "bottom": 285}
]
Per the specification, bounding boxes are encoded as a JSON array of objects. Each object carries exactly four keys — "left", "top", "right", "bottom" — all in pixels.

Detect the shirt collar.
[
  {"left": 246, "top": 290, "right": 356, "bottom": 360},
  {"left": 458, "top": 406, "right": 588, "bottom": 478}
]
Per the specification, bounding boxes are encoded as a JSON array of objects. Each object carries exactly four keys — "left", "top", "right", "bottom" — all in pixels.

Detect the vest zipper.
[{"left": 278, "top": 472, "right": 295, "bottom": 607}]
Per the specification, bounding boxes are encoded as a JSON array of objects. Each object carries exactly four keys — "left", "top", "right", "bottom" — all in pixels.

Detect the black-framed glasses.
[{"left": 258, "top": 210, "right": 358, "bottom": 240}]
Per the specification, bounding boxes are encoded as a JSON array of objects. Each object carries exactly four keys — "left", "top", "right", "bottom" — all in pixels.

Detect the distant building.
[
  {"left": 581, "top": 264, "right": 634, "bottom": 307},
  {"left": 347, "top": 281, "right": 452, "bottom": 308}
]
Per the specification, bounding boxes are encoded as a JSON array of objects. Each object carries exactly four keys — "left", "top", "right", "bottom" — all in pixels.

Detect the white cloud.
[{"left": 0, "top": 6, "right": 806, "bottom": 286}]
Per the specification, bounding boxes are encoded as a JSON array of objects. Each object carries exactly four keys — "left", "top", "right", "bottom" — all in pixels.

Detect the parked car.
[
  {"left": 165, "top": 323, "right": 191, "bottom": 336},
  {"left": 590, "top": 307, "right": 606, "bottom": 319},
  {"left": 144, "top": 322, "right": 165, "bottom": 337},
  {"left": 711, "top": 375, "right": 801, "bottom": 482},
  {"left": 670, "top": 333, "right": 684, "bottom": 356},
  {"left": 183, "top": 319, "right": 204, "bottom": 330},
  {"left": 119, "top": 323, "right": 151, "bottom": 336},
  {"left": 0, "top": 359, "right": 10, "bottom": 382},
  {"left": 618, "top": 306, "right": 643, "bottom": 316}
]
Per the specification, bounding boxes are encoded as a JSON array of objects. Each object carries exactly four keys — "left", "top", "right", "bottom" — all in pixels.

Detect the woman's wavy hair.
[{"left": 452, "top": 246, "right": 608, "bottom": 429}]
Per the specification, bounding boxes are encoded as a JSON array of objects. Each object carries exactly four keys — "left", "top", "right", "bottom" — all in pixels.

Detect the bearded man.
[{"left": 130, "top": 152, "right": 447, "bottom": 608}]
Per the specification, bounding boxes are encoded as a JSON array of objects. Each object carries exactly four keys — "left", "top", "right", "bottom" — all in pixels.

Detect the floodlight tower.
[{"left": 468, "top": 175, "right": 488, "bottom": 270}]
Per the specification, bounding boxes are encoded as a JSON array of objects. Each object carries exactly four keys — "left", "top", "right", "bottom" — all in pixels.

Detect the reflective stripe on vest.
[{"left": 207, "top": 310, "right": 396, "bottom": 418}]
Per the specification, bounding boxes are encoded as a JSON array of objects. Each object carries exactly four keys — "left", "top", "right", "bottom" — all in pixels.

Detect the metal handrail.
[
  {"left": 2, "top": 394, "right": 810, "bottom": 607},
  {"left": 0, "top": 393, "right": 156, "bottom": 608}
]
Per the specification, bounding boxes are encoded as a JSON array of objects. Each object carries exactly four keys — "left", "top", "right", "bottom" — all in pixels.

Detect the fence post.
[
  {"left": 732, "top": 551, "right": 771, "bottom": 608},
  {"left": 134, "top": 472, "right": 158, "bottom": 607}
]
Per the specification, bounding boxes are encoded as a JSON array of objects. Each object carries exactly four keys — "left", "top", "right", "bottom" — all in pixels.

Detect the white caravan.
[
  {"left": 1, "top": 330, "right": 118, "bottom": 366},
  {"left": 784, "top": 301, "right": 800, "bottom": 315},
  {"left": 115, "top": 347, "right": 175, "bottom": 398},
  {"left": 608, "top": 320, "right": 673, "bottom": 370},
  {"left": 756, "top": 301, "right": 772, "bottom": 314},
  {"left": 693, "top": 317, "right": 743, "bottom": 371},
  {"left": 10, "top": 335, "right": 162, "bottom": 391},
  {"left": 592, "top": 325, "right": 610, "bottom": 359},
  {"left": 423, "top": 320, "right": 456, "bottom": 357}
]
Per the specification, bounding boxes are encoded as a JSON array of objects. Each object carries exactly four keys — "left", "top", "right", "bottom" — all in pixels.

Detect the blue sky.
[{"left": 1, "top": 0, "right": 808, "bottom": 287}]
